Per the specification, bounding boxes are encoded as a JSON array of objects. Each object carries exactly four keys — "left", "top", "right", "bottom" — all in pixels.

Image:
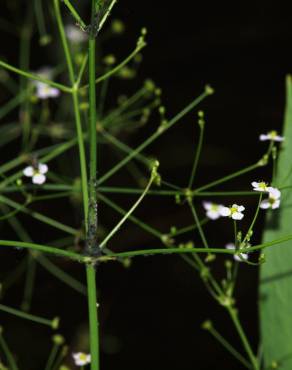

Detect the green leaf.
[{"left": 260, "top": 75, "right": 292, "bottom": 369}]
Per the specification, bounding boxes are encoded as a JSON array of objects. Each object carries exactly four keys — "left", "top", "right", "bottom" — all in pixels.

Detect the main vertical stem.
[
  {"left": 86, "top": 1, "right": 100, "bottom": 370},
  {"left": 86, "top": 264, "right": 99, "bottom": 370},
  {"left": 53, "top": 0, "right": 99, "bottom": 368}
]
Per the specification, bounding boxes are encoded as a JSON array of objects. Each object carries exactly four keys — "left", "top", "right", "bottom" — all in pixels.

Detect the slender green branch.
[
  {"left": 98, "top": 0, "right": 118, "bottom": 31},
  {"left": 0, "top": 60, "right": 72, "bottom": 93},
  {"left": 100, "top": 167, "right": 157, "bottom": 248},
  {"left": 97, "top": 192, "right": 162, "bottom": 238},
  {"left": 62, "top": 0, "right": 86, "bottom": 29},
  {"left": 99, "top": 233, "right": 292, "bottom": 260},
  {"left": 241, "top": 193, "right": 263, "bottom": 246},
  {"left": 188, "top": 199, "right": 209, "bottom": 249},
  {"left": 81, "top": 43, "right": 146, "bottom": 91},
  {"left": 0, "top": 240, "right": 85, "bottom": 261},
  {"left": 188, "top": 117, "right": 205, "bottom": 188},
  {"left": 203, "top": 322, "right": 252, "bottom": 369},
  {"left": 0, "top": 303, "right": 57, "bottom": 329},
  {"left": 194, "top": 162, "right": 261, "bottom": 193},
  {"left": 0, "top": 331, "right": 19, "bottom": 370},
  {"left": 227, "top": 307, "right": 259, "bottom": 370},
  {"left": 0, "top": 195, "right": 79, "bottom": 236},
  {"left": 54, "top": 0, "right": 89, "bottom": 224},
  {"left": 38, "top": 255, "right": 87, "bottom": 295}
]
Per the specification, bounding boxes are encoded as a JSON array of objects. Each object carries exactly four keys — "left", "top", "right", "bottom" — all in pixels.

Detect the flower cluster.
[
  {"left": 202, "top": 179, "right": 282, "bottom": 221},
  {"left": 203, "top": 202, "right": 245, "bottom": 221}
]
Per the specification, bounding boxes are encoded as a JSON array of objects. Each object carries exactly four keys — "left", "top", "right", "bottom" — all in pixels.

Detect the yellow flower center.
[
  {"left": 258, "top": 182, "right": 268, "bottom": 190},
  {"left": 230, "top": 206, "right": 238, "bottom": 214},
  {"left": 269, "top": 130, "right": 277, "bottom": 138},
  {"left": 79, "top": 353, "right": 87, "bottom": 361}
]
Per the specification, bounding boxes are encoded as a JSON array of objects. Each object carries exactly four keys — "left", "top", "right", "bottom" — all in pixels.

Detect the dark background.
[{"left": 0, "top": 1, "right": 291, "bottom": 369}]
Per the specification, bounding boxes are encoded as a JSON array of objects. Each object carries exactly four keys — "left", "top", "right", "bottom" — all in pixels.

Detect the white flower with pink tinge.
[
  {"left": 72, "top": 352, "right": 91, "bottom": 366},
  {"left": 23, "top": 163, "right": 48, "bottom": 185},
  {"left": 260, "top": 187, "right": 281, "bottom": 210},
  {"left": 225, "top": 243, "right": 249, "bottom": 262},
  {"left": 220, "top": 204, "right": 245, "bottom": 220},
  {"left": 202, "top": 201, "right": 224, "bottom": 220},
  {"left": 259, "top": 130, "right": 284, "bottom": 142}
]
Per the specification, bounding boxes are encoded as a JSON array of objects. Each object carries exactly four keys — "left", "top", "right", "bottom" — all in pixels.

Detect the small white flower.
[
  {"left": 220, "top": 204, "right": 245, "bottom": 220},
  {"left": 268, "top": 187, "right": 281, "bottom": 199},
  {"left": 23, "top": 163, "right": 48, "bottom": 185},
  {"left": 259, "top": 130, "right": 284, "bottom": 142},
  {"left": 35, "top": 82, "right": 60, "bottom": 99},
  {"left": 72, "top": 352, "right": 91, "bottom": 366},
  {"left": 33, "top": 67, "right": 60, "bottom": 100},
  {"left": 251, "top": 181, "right": 270, "bottom": 192},
  {"left": 202, "top": 201, "right": 224, "bottom": 220},
  {"left": 225, "top": 243, "right": 249, "bottom": 262},
  {"left": 260, "top": 187, "right": 281, "bottom": 210},
  {"left": 65, "top": 24, "right": 87, "bottom": 43}
]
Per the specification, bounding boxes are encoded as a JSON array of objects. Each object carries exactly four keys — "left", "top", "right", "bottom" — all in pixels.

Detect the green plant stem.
[
  {"left": 0, "top": 60, "right": 72, "bottom": 93},
  {"left": 86, "top": 264, "right": 100, "bottom": 370},
  {"left": 227, "top": 307, "right": 259, "bottom": 370},
  {"left": 0, "top": 195, "right": 78, "bottom": 236},
  {"left": 87, "top": 23, "right": 98, "bottom": 255},
  {"left": 242, "top": 193, "right": 263, "bottom": 246},
  {"left": 86, "top": 2, "right": 101, "bottom": 369},
  {"left": 0, "top": 240, "right": 84, "bottom": 261},
  {"left": 61, "top": 0, "right": 86, "bottom": 29},
  {"left": 100, "top": 171, "right": 155, "bottom": 248},
  {"left": 81, "top": 43, "right": 146, "bottom": 91},
  {"left": 194, "top": 162, "right": 261, "bottom": 193},
  {"left": 97, "top": 192, "right": 162, "bottom": 238},
  {"left": 207, "top": 325, "right": 252, "bottom": 369},
  {"left": 0, "top": 303, "right": 55, "bottom": 328},
  {"left": 188, "top": 121, "right": 205, "bottom": 188},
  {"left": 21, "top": 254, "right": 36, "bottom": 311},
  {"left": 188, "top": 200, "right": 209, "bottom": 248},
  {"left": 0, "top": 91, "right": 27, "bottom": 120},
  {"left": 38, "top": 255, "right": 87, "bottom": 295},
  {"left": 53, "top": 0, "right": 88, "bottom": 224},
  {"left": 100, "top": 233, "right": 292, "bottom": 260},
  {"left": 44, "top": 344, "right": 59, "bottom": 370},
  {"left": 0, "top": 332, "right": 19, "bottom": 370}
]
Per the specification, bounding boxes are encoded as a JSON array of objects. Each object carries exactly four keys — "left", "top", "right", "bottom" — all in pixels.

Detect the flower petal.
[
  {"left": 38, "top": 163, "right": 48, "bottom": 174},
  {"left": 271, "top": 199, "right": 280, "bottom": 209},
  {"left": 260, "top": 199, "right": 270, "bottom": 209},
  {"left": 23, "top": 166, "right": 34, "bottom": 177},
  {"left": 207, "top": 210, "right": 220, "bottom": 220},
  {"left": 220, "top": 207, "right": 231, "bottom": 217},
  {"left": 202, "top": 201, "right": 212, "bottom": 210},
  {"left": 232, "top": 212, "right": 244, "bottom": 220},
  {"left": 32, "top": 173, "right": 46, "bottom": 185},
  {"left": 259, "top": 134, "right": 269, "bottom": 141}
]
